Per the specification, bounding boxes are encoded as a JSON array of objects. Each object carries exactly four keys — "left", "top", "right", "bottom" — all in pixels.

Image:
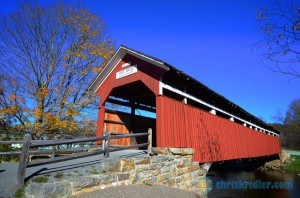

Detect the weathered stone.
[
  {"left": 151, "top": 156, "right": 169, "bottom": 163},
  {"left": 136, "top": 164, "right": 150, "bottom": 172},
  {"left": 259, "top": 159, "right": 283, "bottom": 171},
  {"left": 189, "top": 171, "right": 198, "bottom": 179},
  {"left": 152, "top": 169, "right": 161, "bottom": 176},
  {"left": 190, "top": 169, "right": 205, "bottom": 179},
  {"left": 72, "top": 176, "right": 100, "bottom": 189},
  {"left": 135, "top": 170, "right": 160, "bottom": 180},
  {"left": 161, "top": 165, "right": 171, "bottom": 174},
  {"left": 25, "top": 148, "right": 203, "bottom": 198},
  {"left": 140, "top": 177, "right": 157, "bottom": 185},
  {"left": 117, "top": 173, "right": 129, "bottom": 181},
  {"left": 173, "top": 158, "right": 184, "bottom": 165},
  {"left": 148, "top": 163, "right": 159, "bottom": 170},
  {"left": 185, "top": 180, "right": 193, "bottom": 188},
  {"left": 168, "top": 148, "right": 194, "bottom": 155},
  {"left": 94, "top": 174, "right": 118, "bottom": 185},
  {"left": 101, "top": 159, "right": 117, "bottom": 172},
  {"left": 162, "top": 178, "right": 176, "bottom": 187},
  {"left": 280, "top": 151, "right": 291, "bottom": 164},
  {"left": 176, "top": 173, "right": 191, "bottom": 183},
  {"left": 177, "top": 167, "right": 187, "bottom": 176},
  {"left": 198, "top": 169, "right": 206, "bottom": 176},
  {"left": 186, "top": 165, "right": 200, "bottom": 173},
  {"left": 191, "top": 176, "right": 206, "bottom": 186},
  {"left": 177, "top": 181, "right": 189, "bottom": 190},
  {"left": 134, "top": 157, "right": 151, "bottom": 165},
  {"left": 151, "top": 147, "right": 168, "bottom": 155},
  {"left": 176, "top": 164, "right": 185, "bottom": 169},
  {"left": 111, "top": 180, "right": 130, "bottom": 186},
  {"left": 25, "top": 182, "right": 72, "bottom": 198},
  {"left": 166, "top": 155, "right": 176, "bottom": 160},
  {"left": 169, "top": 165, "right": 178, "bottom": 177},
  {"left": 157, "top": 173, "right": 170, "bottom": 183},
  {"left": 102, "top": 159, "right": 135, "bottom": 172},
  {"left": 182, "top": 156, "right": 194, "bottom": 163},
  {"left": 129, "top": 171, "right": 136, "bottom": 184},
  {"left": 163, "top": 161, "right": 172, "bottom": 167}
]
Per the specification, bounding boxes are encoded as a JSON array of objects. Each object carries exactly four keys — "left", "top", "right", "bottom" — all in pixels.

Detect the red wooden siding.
[
  {"left": 156, "top": 95, "right": 281, "bottom": 162},
  {"left": 96, "top": 105, "right": 105, "bottom": 144},
  {"left": 96, "top": 54, "right": 167, "bottom": 106}
]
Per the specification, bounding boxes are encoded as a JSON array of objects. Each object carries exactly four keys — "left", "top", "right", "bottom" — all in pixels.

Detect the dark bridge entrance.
[{"left": 101, "top": 81, "right": 156, "bottom": 147}]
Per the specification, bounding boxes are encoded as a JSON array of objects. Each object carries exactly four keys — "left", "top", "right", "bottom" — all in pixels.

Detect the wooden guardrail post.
[
  {"left": 104, "top": 132, "right": 111, "bottom": 158},
  {"left": 130, "top": 131, "right": 137, "bottom": 149},
  {"left": 17, "top": 133, "right": 31, "bottom": 187},
  {"left": 147, "top": 128, "right": 152, "bottom": 153},
  {"left": 51, "top": 136, "right": 58, "bottom": 158}
]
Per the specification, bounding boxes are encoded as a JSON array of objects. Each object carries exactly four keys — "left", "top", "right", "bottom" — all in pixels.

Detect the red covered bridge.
[{"left": 88, "top": 46, "right": 280, "bottom": 163}]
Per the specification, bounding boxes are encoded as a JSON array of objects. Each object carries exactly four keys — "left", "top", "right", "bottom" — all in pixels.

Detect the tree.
[
  {"left": 0, "top": 1, "right": 114, "bottom": 139},
  {"left": 256, "top": 0, "right": 300, "bottom": 79},
  {"left": 284, "top": 99, "right": 300, "bottom": 147},
  {"left": 272, "top": 99, "right": 300, "bottom": 148}
]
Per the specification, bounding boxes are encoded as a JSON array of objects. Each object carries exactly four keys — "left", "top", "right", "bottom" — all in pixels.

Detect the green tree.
[
  {"left": 273, "top": 99, "right": 300, "bottom": 148},
  {"left": 0, "top": 0, "right": 114, "bottom": 139},
  {"left": 256, "top": 0, "right": 300, "bottom": 79},
  {"left": 285, "top": 99, "right": 300, "bottom": 147}
]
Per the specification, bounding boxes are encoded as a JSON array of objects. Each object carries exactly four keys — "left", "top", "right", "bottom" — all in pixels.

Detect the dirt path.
[
  {"left": 284, "top": 149, "right": 300, "bottom": 156},
  {"left": 71, "top": 185, "right": 202, "bottom": 198}
]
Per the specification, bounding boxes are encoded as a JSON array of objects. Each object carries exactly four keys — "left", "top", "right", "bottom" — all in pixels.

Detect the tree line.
[{"left": 271, "top": 99, "right": 300, "bottom": 148}]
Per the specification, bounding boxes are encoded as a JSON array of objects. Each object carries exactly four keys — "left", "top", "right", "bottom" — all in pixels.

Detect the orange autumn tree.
[{"left": 0, "top": 1, "right": 114, "bottom": 139}]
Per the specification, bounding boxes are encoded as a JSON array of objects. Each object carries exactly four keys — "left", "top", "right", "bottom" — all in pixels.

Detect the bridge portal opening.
[{"left": 103, "top": 80, "right": 156, "bottom": 147}]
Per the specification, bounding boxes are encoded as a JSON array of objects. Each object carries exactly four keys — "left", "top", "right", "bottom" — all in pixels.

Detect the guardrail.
[{"left": 0, "top": 128, "right": 152, "bottom": 188}]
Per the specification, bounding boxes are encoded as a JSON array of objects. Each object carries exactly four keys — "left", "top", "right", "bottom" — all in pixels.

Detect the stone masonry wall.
[{"left": 25, "top": 148, "right": 207, "bottom": 198}]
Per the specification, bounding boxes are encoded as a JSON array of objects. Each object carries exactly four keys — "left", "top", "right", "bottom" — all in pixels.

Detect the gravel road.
[
  {"left": 0, "top": 150, "right": 148, "bottom": 198},
  {"left": 71, "top": 185, "right": 202, "bottom": 198},
  {"left": 284, "top": 149, "right": 300, "bottom": 156}
]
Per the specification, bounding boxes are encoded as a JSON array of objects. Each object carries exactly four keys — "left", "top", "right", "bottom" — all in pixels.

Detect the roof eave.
[{"left": 88, "top": 46, "right": 169, "bottom": 93}]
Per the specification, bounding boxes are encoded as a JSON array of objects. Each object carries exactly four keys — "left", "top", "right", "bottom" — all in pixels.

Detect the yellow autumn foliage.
[{"left": 65, "top": 108, "right": 80, "bottom": 117}]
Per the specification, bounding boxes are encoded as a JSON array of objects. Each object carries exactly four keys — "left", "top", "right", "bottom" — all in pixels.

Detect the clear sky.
[{"left": 1, "top": 0, "right": 299, "bottom": 123}]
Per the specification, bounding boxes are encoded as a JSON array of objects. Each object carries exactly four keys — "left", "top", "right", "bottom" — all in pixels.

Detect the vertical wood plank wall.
[{"left": 156, "top": 95, "right": 281, "bottom": 162}]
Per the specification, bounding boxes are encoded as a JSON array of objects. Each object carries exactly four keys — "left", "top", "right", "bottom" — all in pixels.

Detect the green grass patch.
[
  {"left": 32, "top": 176, "right": 49, "bottom": 183},
  {"left": 283, "top": 155, "right": 300, "bottom": 171},
  {"left": 90, "top": 169, "right": 104, "bottom": 174},
  {"left": 14, "top": 185, "right": 26, "bottom": 198},
  {"left": 54, "top": 172, "right": 64, "bottom": 180},
  {"left": 144, "top": 182, "right": 153, "bottom": 186},
  {"left": 283, "top": 147, "right": 300, "bottom": 151}
]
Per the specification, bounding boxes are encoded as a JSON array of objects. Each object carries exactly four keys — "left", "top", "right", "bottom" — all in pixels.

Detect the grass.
[
  {"left": 32, "top": 176, "right": 49, "bottom": 183},
  {"left": 144, "top": 182, "right": 153, "bottom": 186},
  {"left": 14, "top": 185, "right": 26, "bottom": 198},
  {"left": 54, "top": 172, "right": 64, "bottom": 180},
  {"left": 283, "top": 147, "right": 300, "bottom": 151},
  {"left": 90, "top": 169, "right": 99, "bottom": 174},
  {"left": 283, "top": 155, "right": 300, "bottom": 171}
]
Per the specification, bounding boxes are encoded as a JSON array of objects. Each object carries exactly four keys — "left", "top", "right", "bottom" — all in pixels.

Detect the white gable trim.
[{"left": 88, "top": 46, "right": 169, "bottom": 93}]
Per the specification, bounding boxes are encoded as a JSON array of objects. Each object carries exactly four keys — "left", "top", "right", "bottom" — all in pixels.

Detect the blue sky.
[{"left": 1, "top": 0, "right": 299, "bottom": 123}]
